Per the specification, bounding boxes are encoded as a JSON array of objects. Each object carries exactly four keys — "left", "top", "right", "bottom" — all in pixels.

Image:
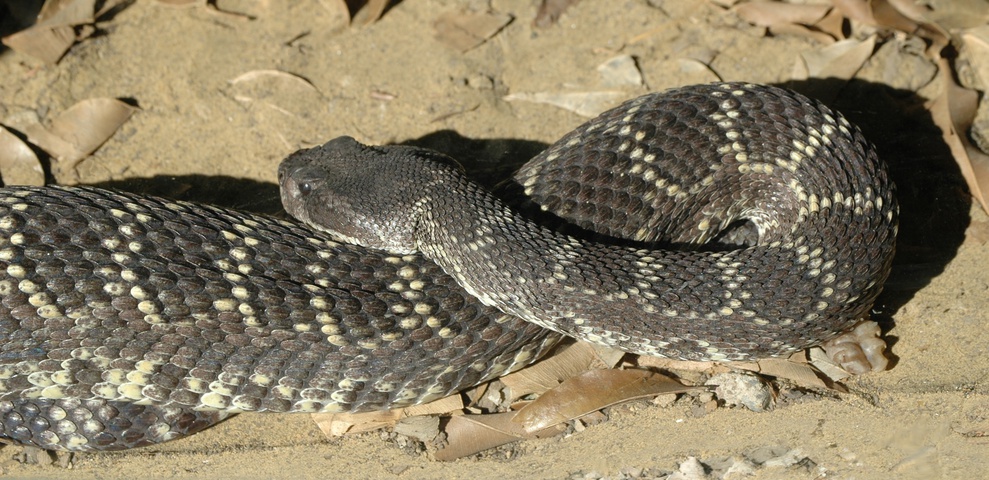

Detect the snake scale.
[{"left": 0, "top": 83, "right": 896, "bottom": 452}]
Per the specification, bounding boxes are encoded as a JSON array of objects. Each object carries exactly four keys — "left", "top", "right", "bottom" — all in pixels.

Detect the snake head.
[{"left": 278, "top": 136, "right": 466, "bottom": 255}]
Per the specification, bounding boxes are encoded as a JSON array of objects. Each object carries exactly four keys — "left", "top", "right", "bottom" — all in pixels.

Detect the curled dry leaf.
[
  {"left": 1, "top": 0, "right": 97, "bottom": 64},
  {"left": 229, "top": 69, "right": 321, "bottom": 95},
  {"left": 929, "top": 59, "right": 989, "bottom": 213},
  {"left": 504, "top": 91, "right": 628, "bottom": 118},
  {"left": 23, "top": 98, "right": 137, "bottom": 172},
  {"left": 433, "top": 10, "right": 513, "bottom": 52},
  {"left": 0, "top": 127, "right": 45, "bottom": 186},
  {"left": 512, "top": 368, "right": 696, "bottom": 434}
]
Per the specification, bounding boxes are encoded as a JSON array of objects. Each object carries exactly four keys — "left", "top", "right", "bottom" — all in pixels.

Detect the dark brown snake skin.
[
  {"left": 281, "top": 83, "right": 897, "bottom": 362},
  {"left": 0, "top": 83, "right": 896, "bottom": 452}
]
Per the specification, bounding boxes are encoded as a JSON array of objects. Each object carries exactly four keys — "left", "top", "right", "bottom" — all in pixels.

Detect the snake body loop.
[
  {"left": 0, "top": 83, "right": 896, "bottom": 451},
  {"left": 281, "top": 83, "right": 897, "bottom": 362}
]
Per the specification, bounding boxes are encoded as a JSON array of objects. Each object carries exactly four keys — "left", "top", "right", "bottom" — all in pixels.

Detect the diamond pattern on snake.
[{"left": 0, "top": 83, "right": 897, "bottom": 451}]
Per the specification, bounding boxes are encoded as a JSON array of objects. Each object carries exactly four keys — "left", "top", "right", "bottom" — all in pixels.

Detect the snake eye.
[{"left": 298, "top": 181, "right": 312, "bottom": 195}]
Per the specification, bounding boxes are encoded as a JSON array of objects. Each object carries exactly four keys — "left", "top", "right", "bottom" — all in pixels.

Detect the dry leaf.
[
  {"left": 229, "top": 69, "right": 321, "bottom": 94},
  {"left": 230, "top": 72, "right": 319, "bottom": 105},
  {"left": 791, "top": 35, "right": 876, "bottom": 96},
  {"left": 769, "top": 23, "right": 837, "bottom": 44},
  {"left": 833, "top": 0, "right": 948, "bottom": 51},
  {"left": 734, "top": 1, "right": 831, "bottom": 28},
  {"left": 0, "top": 127, "right": 45, "bottom": 186},
  {"left": 749, "top": 356, "right": 831, "bottom": 389},
  {"left": 734, "top": 1, "right": 839, "bottom": 43},
  {"left": 928, "top": 60, "right": 989, "bottom": 213},
  {"left": 677, "top": 58, "right": 723, "bottom": 84},
  {"left": 351, "top": 0, "right": 390, "bottom": 26},
  {"left": 433, "top": 10, "right": 513, "bottom": 52},
  {"left": 504, "top": 91, "right": 628, "bottom": 117},
  {"left": 1, "top": 0, "right": 97, "bottom": 63},
  {"left": 806, "top": 348, "right": 855, "bottom": 383},
  {"left": 500, "top": 341, "right": 624, "bottom": 397},
  {"left": 597, "top": 55, "right": 643, "bottom": 88},
  {"left": 230, "top": 70, "right": 323, "bottom": 120},
  {"left": 24, "top": 98, "right": 137, "bottom": 170},
  {"left": 228, "top": 69, "right": 325, "bottom": 149},
  {"left": 534, "top": 0, "right": 579, "bottom": 28},
  {"left": 797, "top": 35, "right": 876, "bottom": 78},
  {"left": 813, "top": 7, "right": 848, "bottom": 41},
  {"left": 512, "top": 369, "right": 695, "bottom": 434},
  {"left": 434, "top": 411, "right": 565, "bottom": 461},
  {"left": 311, "top": 394, "right": 464, "bottom": 437}
]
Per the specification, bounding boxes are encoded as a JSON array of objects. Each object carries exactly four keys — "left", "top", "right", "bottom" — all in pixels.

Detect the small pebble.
[{"left": 705, "top": 372, "right": 773, "bottom": 412}]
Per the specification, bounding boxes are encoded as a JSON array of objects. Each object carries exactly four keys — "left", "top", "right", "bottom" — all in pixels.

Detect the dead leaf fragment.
[
  {"left": 433, "top": 10, "right": 513, "bottom": 52},
  {"left": 228, "top": 69, "right": 326, "bottom": 149},
  {"left": 750, "top": 356, "right": 831, "bottom": 389},
  {"left": 534, "top": 0, "right": 579, "bottom": 28},
  {"left": 0, "top": 127, "right": 45, "bottom": 186},
  {"left": 311, "top": 394, "right": 464, "bottom": 437},
  {"left": 796, "top": 35, "right": 876, "bottom": 80},
  {"left": 734, "top": 1, "right": 843, "bottom": 43},
  {"left": 597, "top": 55, "right": 643, "bottom": 88},
  {"left": 229, "top": 69, "right": 321, "bottom": 94},
  {"left": 677, "top": 58, "right": 723, "bottom": 83},
  {"left": 351, "top": 0, "right": 390, "bottom": 26},
  {"left": 512, "top": 369, "right": 695, "bottom": 434},
  {"left": 929, "top": 60, "right": 989, "bottom": 213},
  {"left": 24, "top": 98, "right": 137, "bottom": 168},
  {"left": 1, "top": 0, "right": 97, "bottom": 63},
  {"left": 500, "top": 341, "right": 625, "bottom": 397},
  {"left": 832, "top": 0, "right": 948, "bottom": 51},
  {"left": 734, "top": 1, "right": 831, "bottom": 28},
  {"left": 434, "top": 411, "right": 565, "bottom": 461}
]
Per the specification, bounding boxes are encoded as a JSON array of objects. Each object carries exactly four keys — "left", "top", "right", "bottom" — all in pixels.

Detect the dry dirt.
[{"left": 0, "top": 1, "right": 987, "bottom": 479}]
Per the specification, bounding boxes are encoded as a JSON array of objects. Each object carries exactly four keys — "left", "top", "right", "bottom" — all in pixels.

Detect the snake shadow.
[
  {"left": 99, "top": 77, "right": 968, "bottom": 367},
  {"left": 782, "top": 78, "right": 970, "bottom": 359}
]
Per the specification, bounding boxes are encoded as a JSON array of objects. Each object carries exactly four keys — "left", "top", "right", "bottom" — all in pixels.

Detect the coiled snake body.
[{"left": 0, "top": 83, "right": 896, "bottom": 451}]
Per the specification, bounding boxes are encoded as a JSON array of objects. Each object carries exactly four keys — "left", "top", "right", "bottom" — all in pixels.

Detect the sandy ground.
[{"left": 0, "top": 0, "right": 987, "bottom": 478}]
